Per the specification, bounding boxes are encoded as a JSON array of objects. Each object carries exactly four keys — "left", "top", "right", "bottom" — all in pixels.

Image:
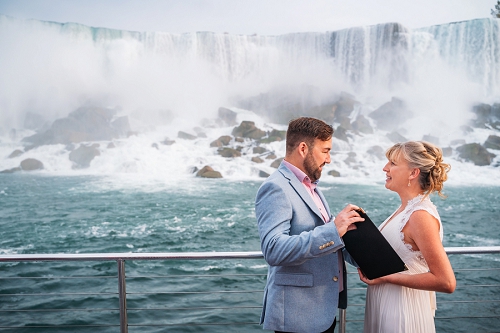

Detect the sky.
[{"left": 0, "top": 0, "right": 496, "bottom": 35}]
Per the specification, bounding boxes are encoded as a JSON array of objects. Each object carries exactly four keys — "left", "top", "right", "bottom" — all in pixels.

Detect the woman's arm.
[{"left": 358, "top": 210, "right": 456, "bottom": 293}]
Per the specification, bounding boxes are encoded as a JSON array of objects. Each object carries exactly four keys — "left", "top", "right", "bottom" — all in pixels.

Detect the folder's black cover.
[{"left": 342, "top": 208, "right": 408, "bottom": 279}]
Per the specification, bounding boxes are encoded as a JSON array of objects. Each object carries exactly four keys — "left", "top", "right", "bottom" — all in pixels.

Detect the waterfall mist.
[{"left": 0, "top": 15, "right": 499, "bottom": 184}]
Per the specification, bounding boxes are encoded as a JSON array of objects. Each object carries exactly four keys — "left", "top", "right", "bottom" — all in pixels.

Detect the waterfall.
[
  {"left": 0, "top": 15, "right": 499, "bottom": 183},
  {"left": 1, "top": 14, "right": 499, "bottom": 132}
]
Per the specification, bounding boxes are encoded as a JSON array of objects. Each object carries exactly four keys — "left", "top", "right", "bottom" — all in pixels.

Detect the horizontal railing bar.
[
  {"left": 436, "top": 316, "right": 500, "bottom": 319},
  {"left": 456, "top": 284, "right": 500, "bottom": 288},
  {"left": 127, "top": 322, "right": 260, "bottom": 327},
  {"left": 445, "top": 246, "right": 500, "bottom": 254},
  {"left": 0, "top": 251, "right": 264, "bottom": 262},
  {"left": 0, "top": 247, "right": 498, "bottom": 262},
  {"left": 346, "top": 316, "right": 500, "bottom": 321},
  {"left": 0, "top": 290, "right": 263, "bottom": 297},
  {"left": 128, "top": 306, "right": 262, "bottom": 311},
  {"left": 126, "top": 273, "right": 268, "bottom": 278},
  {"left": 438, "top": 299, "right": 500, "bottom": 304},
  {"left": 0, "top": 292, "right": 117, "bottom": 296},
  {"left": 0, "top": 325, "right": 119, "bottom": 328},
  {"left": 0, "top": 276, "right": 117, "bottom": 279},
  {"left": 0, "top": 308, "right": 119, "bottom": 312},
  {"left": 127, "top": 290, "right": 263, "bottom": 295},
  {"left": 452, "top": 268, "right": 500, "bottom": 271},
  {"left": 0, "top": 274, "right": 266, "bottom": 281}
]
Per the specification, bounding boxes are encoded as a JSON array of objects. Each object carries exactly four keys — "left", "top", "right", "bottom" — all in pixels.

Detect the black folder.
[{"left": 342, "top": 208, "right": 408, "bottom": 279}]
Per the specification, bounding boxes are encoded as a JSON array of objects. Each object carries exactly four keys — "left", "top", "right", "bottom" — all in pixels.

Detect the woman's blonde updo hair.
[{"left": 386, "top": 141, "right": 451, "bottom": 198}]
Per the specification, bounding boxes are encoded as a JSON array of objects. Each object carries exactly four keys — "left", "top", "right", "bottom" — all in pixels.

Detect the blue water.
[{"left": 0, "top": 174, "right": 499, "bottom": 332}]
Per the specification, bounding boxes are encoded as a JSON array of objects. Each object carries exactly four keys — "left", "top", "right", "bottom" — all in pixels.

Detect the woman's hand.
[{"left": 358, "top": 268, "right": 388, "bottom": 286}]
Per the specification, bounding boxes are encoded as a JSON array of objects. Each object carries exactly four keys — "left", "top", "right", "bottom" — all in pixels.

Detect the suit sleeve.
[{"left": 256, "top": 180, "right": 344, "bottom": 267}]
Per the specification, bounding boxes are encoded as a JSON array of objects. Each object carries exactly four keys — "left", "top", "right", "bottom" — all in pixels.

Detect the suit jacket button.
[
  {"left": 330, "top": 241, "right": 334, "bottom": 245},
  {"left": 319, "top": 245, "right": 324, "bottom": 250},
  {"left": 333, "top": 276, "right": 338, "bottom": 282}
]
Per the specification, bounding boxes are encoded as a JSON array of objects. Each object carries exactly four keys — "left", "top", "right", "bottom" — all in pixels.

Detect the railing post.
[
  {"left": 117, "top": 259, "right": 128, "bottom": 333},
  {"left": 339, "top": 308, "right": 346, "bottom": 333}
]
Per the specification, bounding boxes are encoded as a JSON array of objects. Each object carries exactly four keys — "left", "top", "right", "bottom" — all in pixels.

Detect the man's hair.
[{"left": 286, "top": 117, "right": 334, "bottom": 155}]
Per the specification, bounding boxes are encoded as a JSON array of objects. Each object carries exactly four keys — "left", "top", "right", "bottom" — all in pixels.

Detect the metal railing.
[{"left": 0, "top": 246, "right": 499, "bottom": 333}]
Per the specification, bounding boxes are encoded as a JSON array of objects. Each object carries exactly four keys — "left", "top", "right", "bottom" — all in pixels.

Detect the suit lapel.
[{"left": 278, "top": 164, "right": 326, "bottom": 222}]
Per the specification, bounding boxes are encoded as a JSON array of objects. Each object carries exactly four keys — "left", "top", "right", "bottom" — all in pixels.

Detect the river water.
[{"left": 0, "top": 174, "right": 499, "bottom": 332}]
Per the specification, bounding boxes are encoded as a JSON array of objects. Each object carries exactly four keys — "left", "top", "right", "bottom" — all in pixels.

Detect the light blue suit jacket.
[{"left": 255, "top": 163, "right": 347, "bottom": 332}]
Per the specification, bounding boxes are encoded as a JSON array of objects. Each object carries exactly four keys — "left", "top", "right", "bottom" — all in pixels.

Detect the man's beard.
[{"left": 304, "top": 151, "right": 322, "bottom": 183}]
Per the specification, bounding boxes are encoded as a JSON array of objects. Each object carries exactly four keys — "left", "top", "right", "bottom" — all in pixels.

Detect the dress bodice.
[{"left": 378, "top": 194, "right": 443, "bottom": 275}]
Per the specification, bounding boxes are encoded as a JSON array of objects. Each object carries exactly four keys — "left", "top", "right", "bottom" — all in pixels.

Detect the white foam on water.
[{"left": 0, "top": 16, "right": 499, "bottom": 188}]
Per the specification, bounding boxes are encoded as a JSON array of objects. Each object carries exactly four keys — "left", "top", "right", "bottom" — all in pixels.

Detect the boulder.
[
  {"left": 332, "top": 92, "right": 359, "bottom": 123},
  {"left": 367, "top": 146, "right": 385, "bottom": 160},
  {"left": 8, "top": 149, "right": 24, "bottom": 158},
  {"left": 471, "top": 103, "right": 500, "bottom": 129},
  {"left": 0, "top": 167, "right": 21, "bottom": 174},
  {"left": 344, "top": 152, "right": 357, "bottom": 165},
  {"left": 20, "top": 158, "right": 44, "bottom": 171},
  {"left": 231, "top": 121, "right": 266, "bottom": 140},
  {"left": 210, "top": 135, "right": 232, "bottom": 147},
  {"left": 69, "top": 144, "right": 100, "bottom": 169},
  {"left": 110, "top": 116, "right": 131, "bottom": 137},
  {"left": 456, "top": 143, "right": 495, "bottom": 166},
  {"left": 253, "top": 147, "right": 268, "bottom": 154},
  {"left": 422, "top": 135, "right": 439, "bottom": 145},
  {"left": 351, "top": 115, "right": 373, "bottom": 134},
  {"left": 251, "top": 157, "right": 264, "bottom": 163},
  {"left": 178, "top": 131, "right": 197, "bottom": 140},
  {"left": 161, "top": 138, "right": 176, "bottom": 145},
  {"left": 328, "top": 170, "right": 341, "bottom": 177},
  {"left": 193, "top": 127, "right": 207, "bottom": 138},
  {"left": 266, "top": 153, "right": 277, "bottom": 160},
  {"left": 259, "top": 170, "right": 270, "bottom": 178},
  {"left": 107, "top": 142, "right": 116, "bottom": 149},
  {"left": 484, "top": 135, "right": 500, "bottom": 150},
  {"left": 369, "top": 97, "right": 412, "bottom": 131},
  {"left": 450, "top": 139, "right": 466, "bottom": 146},
  {"left": 471, "top": 103, "right": 491, "bottom": 127},
  {"left": 386, "top": 131, "right": 407, "bottom": 143},
  {"left": 333, "top": 126, "right": 348, "bottom": 142},
  {"left": 270, "top": 157, "right": 284, "bottom": 168},
  {"left": 460, "top": 125, "right": 474, "bottom": 134},
  {"left": 217, "top": 147, "right": 241, "bottom": 158},
  {"left": 218, "top": 107, "right": 238, "bottom": 126},
  {"left": 260, "top": 129, "right": 287, "bottom": 143},
  {"left": 22, "top": 106, "right": 127, "bottom": 147},
  {"left": 306, "top": 103, "right": 337, "bottom": 123},
  {"left": 196, "top": 165, "right": 223, "bottom": 178},
  {"left": 442, "top": 147, "right": 453, "bottom": 157}
]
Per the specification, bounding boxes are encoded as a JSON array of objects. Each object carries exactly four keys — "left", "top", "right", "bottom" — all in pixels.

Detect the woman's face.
[{"left": 383, "top": 153, "right": 413, "bottom": 193}]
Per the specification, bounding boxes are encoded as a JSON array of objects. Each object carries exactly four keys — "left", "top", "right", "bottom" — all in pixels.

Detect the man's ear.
[{"left": 297, "top": 142, "right": 308, "bottom": 158}]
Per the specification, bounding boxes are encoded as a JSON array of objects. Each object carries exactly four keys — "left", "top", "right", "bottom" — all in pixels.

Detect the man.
[{"left": 255, "top": 117, "right": 363, "bottom": 333}]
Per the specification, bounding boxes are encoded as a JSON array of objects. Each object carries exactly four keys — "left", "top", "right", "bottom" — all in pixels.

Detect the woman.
[{"left": 359, "top": 141, "right": 456, "bottom": 333}]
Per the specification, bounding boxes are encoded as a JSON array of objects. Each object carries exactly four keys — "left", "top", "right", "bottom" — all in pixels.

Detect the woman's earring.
[{"left": 408, "top": 180, "right": 411, "bottom": 187}]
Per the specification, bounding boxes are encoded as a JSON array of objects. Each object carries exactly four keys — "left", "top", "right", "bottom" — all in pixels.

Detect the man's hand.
[{"left": 334, "top": 204, "right": 364, "bottom": 237}]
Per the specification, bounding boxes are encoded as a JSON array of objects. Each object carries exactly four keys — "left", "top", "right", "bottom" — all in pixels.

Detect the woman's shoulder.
[
  {"left": 407, "top": 196, "right": 443, "bottom": 239},
  {"left": 399, "top": 195, "right": 441, "bottom": 227}
]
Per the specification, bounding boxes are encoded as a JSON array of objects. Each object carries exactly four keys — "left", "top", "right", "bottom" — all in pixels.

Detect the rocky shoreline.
[{"left": 2, "top": 96, "right": 499, "bottom": 177}]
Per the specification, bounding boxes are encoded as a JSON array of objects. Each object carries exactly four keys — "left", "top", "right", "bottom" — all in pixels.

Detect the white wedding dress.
[{"left": 363, "top": 195, "right": 442, "bottom": 333}]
